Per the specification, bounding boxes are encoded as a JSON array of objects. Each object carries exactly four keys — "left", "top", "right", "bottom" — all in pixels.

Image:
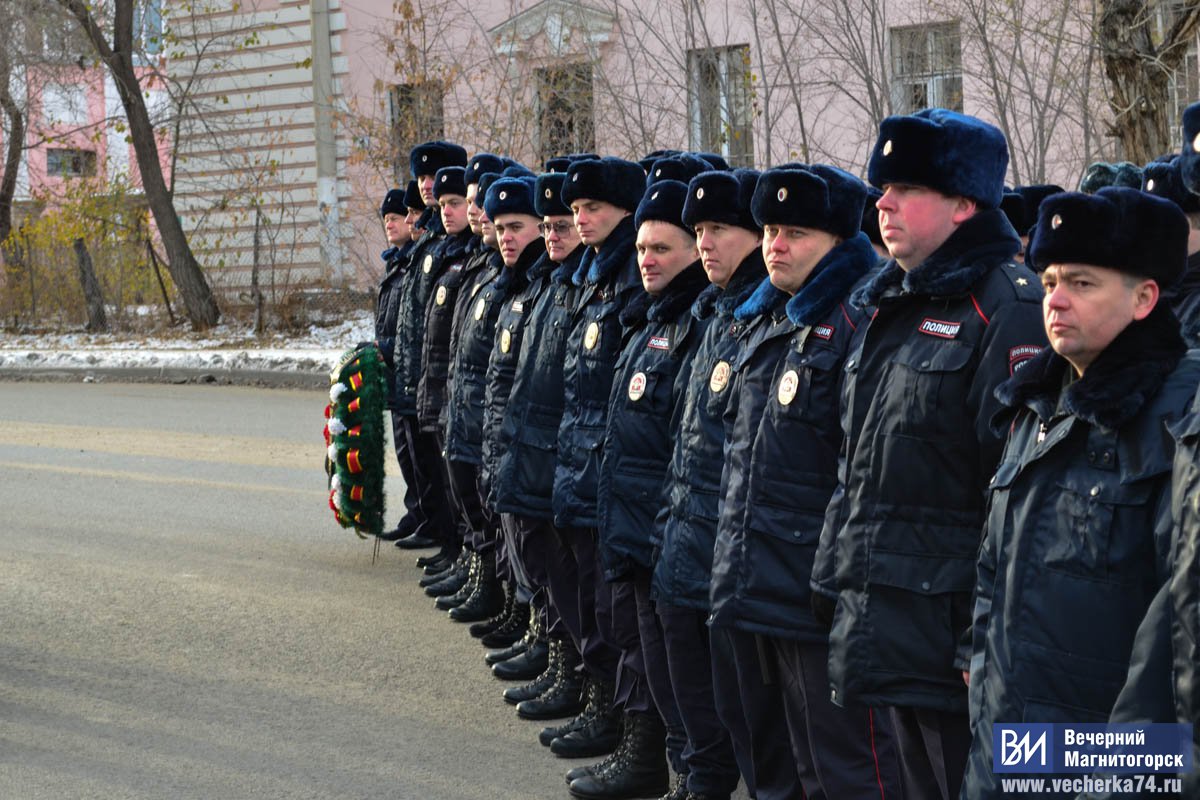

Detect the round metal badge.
[
  {"left": 709, "top": 360, "right": 731, "bottom": 393},
  {"left": 584, "top": 321, "right": 600, "bottom": 350},
  {"left": 628, "top": 372, "right": 647, "bottom": 401},
  {"left": 777, "top": 369, "right": 800, "bottom": 406},
  {"left": 435, "top": 285, "right": 447, "bottom": 306}
]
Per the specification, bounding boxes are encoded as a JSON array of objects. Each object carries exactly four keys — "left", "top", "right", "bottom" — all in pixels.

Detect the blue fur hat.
[
  {"left": 752, "top": 165, "right": 867, "bottom": 239},
  {"left": 694, "top": 152, "right": 731, "bottom": 171},
  {"left": 1027, "top": 187, "right": 1187, "bottom": 286},
  {"left": 861, "top": 186, "right": 883, "bottom": 245},
  {"left": 380, "top": 188, "right": 406, "bottom": 217},
  {"left": 535, "top": 173, "right": 572, "bottom": 217},
  {"left": 638, "top": 149, "right": 681, "bottom": 173},
  {"left": 474, "top": 172, "right": 503, "bottom": 209},
  {"left": 867, "top": 108, "right": 1008, "bottom": 208},
  {"left": 1003, "top": 184, "right": 1065, "bottom": 235},
  {"left": 1181, "top": 102, "right": 1200, "bottom": 194},
  {"left": 433, "top": 166, "right": 467, "bottom": 199},
  {"left": 409, "top": 140, "right": 467, "bottom": 179},
  {"left": 682, "top": 169, "right": 761, "bottom": 232},
  {"left": 544, "top": 152, "right": 599, "bottom": 172},
  {"left": 484, "top": 176, "right": 539, "bottom": 220},
  {"left": 402, "top": 180, "right": 423, "bottom": 211},
  {"left": 561, "top": 157, "right": 646, "bottom": 213},
  {"left": 1079, "top": 161, "right": 1143, "bottom": 193},
  {"left": 1143, "top": 156, "right": 1200, "bottom": 213},
  {"left": 467, "top": 153, "right": 505, "bottom": 185},
  {"left": 634, "top": 180, "right": 692, "bottom": 234},
  {"left": 502, "top": 163, "right": 537, "bottom": 179},
  {"left": 647, "top": 154, "right": 710, "bottom": 187}
]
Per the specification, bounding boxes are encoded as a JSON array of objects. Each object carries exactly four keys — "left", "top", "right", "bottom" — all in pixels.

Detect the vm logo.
[{"left": 994, "top": 724, "right": 1053, "bottom": 772}]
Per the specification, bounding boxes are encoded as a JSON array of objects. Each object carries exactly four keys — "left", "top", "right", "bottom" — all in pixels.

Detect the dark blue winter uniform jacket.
[
  {"left": 651, "top": 252, "right": 767, "bottom": 609},
  {"left": 480, "top": 244, "right": 552, "bottom": 505},
  {"left": 961, "top": 307, "right": 1198, "bottom": 799},
  {"left": 376, "top": 240, "right": 414, "bottom": 410},
  {"left": 1164, "top": 250, "right": 1200, "bottom": 348},
  {"left": 710, "top": 234, "right": 875, "bottom": 642},
  {"left": 442, "top": 249, "right": 505, "bottom": 465},
  {"left": 818, "top": 208, "right": 1046, "bottom": 713},
  {"left": 597, "top": 261, "right": 709, "bottom": 581},
  {"left": 391, "top": 212, "right": 446, "bottom": 416},
  {"left": 492, "top": 246, "right": 585, "bottom": 519},
  {"left": 554, "top": 217, "right": 641, "bottom": 530},
  {"left": 415, "top": 231, "right": 480, "bottom": 433}
]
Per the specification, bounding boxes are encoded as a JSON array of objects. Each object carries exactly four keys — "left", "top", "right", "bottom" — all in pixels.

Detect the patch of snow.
[{"left": 0, "top": 310, "right": 375, "bottom": 375}]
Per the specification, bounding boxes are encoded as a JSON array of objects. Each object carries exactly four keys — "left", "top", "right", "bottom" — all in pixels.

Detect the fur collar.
[
  {"left": 440, "top": 229, "right": 473, "bottom": 261},
  {"left": 648, "top": 261, "right": 709, "bottom": 322},
  {"left": 786, "top": 233, "right": 876, "bottom": 326},
  {"left": 618, "top": 261, "right": 708, "bottom": 327},
  {"left": 493, "top": 240, "right": 540, "bottom": 295},
  {"left": 996, "top": 303, "right": 1186, "bottom": 430},
  {"left": 417, "top": 207, "right": 445, "bottom": 238},
  {"left": 552, "top": 245, "right": 585, "bottom": 285},
  {"left": 527, "top": 251, "right": 558, "bottom": 283},
  {"left": 692, "top": 251, "right": 768, "bottom": 320},
  {"left": 574, "top": 216, "right": 637, "bottom": 286},
  {"left": 854, "top": 208, "right": 1020, "bottom": 308},
  {"left": 733, "top": 277, "right": 788, "bottom": 320}
]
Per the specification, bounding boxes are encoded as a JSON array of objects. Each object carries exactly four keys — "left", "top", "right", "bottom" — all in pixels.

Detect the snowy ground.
[{"left": 0, "top": 310, "right": 375, "bottom": 381}]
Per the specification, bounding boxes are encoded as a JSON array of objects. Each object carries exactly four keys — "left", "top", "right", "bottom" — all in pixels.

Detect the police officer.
[
  {"left": 485, "top": 169, "right": 595, "bottom": 723},
  {"left": 391, "top": 141, "right": 467, "bottom": 552},
  {"left": 960, "top": 187, "right": 1200, "bottom": 799},
  {"left": 553, "top": 156, "right": 648, "bottom": 785},
  {"left": 711, "top": 165, "right": 904, "bottom": 800},
  {"left": 650, "top": 168, "right": 764, "bottom": 800},
  {"left": 415, "top": 153, "right": 504, "bottom": 578},
  {"left": 493, "top": 164, "right": 627, "bottom": 756},
  {"left": 1160, "top": 102, "right": 1200, "bottom": 346},
  {"left": 575, "top": 180, "right": 710, "bottom": 800},
  {"left": 375, "top": 185, "right": 420, "bottom": 543},
  {"left": 815, "top": 109, "right": 1046, "bottom": 800}
]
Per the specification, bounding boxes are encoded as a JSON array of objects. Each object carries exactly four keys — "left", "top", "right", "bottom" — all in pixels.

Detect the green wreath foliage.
[{"left": 324, "top": 343, "right": 388, "bottom": 537}]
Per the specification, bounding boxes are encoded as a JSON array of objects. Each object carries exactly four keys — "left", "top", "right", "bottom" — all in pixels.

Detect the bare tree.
[
  {"left": 1099, "top": 0, "right": 1200, "bottom": 164},
  {"left": 56, "top": 0, "right": 220, "bottom": 329}
]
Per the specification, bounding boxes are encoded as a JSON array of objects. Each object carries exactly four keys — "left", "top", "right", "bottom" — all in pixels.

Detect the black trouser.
[
  {"left": 610, "top": 576, "right": 653, "bottom": 714},
  {"left": 710, "top": 625, "right": 803, "bottom": 800},
  {"left": 499, "top": 513, "right": 577, "bottom": 639},
  {"left": 392, "top": 413, "right": 454, "bottom": 543},
  {"left": 889, "top": 705, "right": 970, "bottom": 800},
  {"left": 559, "top": 526, "right": 620, "bottom": 683},
  {"left": 446, "top": 458, "right": 493, "bottom": 553},
  {"left": 388, "top": 410, "right": 422, "bottom": 534},
  {"left": 632, "top": 568, "right": 688, "bottom": 775},
  {"left": 658, "top": 601, "right": 741, "bottom": 798},
  {"left": 773, "top": 637, "right": 903, "bottom": 799}
]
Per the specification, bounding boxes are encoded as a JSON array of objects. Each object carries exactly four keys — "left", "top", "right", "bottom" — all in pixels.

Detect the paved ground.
[{"left": 0, "top": 382, "right": 597, "bottom": 799}]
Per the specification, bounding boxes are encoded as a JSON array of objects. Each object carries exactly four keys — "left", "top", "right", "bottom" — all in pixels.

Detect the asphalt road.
[{"left": 0, "top": 381, "right": 591, "bottom": 800}]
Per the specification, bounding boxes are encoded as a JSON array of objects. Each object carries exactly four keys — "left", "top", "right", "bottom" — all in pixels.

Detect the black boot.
[
  {"left": 564, "top": 711, "right": 628, "bottom": 783},
  {"left": 551, "top": 679, "right": 621, "bottom": 758},
  {"left": 484, "top": 605, "right": 537, "bottom": 665},
  {"left": 479, "top": 601, "right": 530, "bottom": 648},
  {"left": 517, "top": 643, "right": 585, "bottom": 720},
  {"left": 492, "top": 633, "right": 550, "bottom": 680},
  {"left": 505, "top": 638, "right": 562, "bottom": 705},
  {"left": 539, "top": 676, "right": 596, "bottom": 746},
  {"left": 568, "top": 712, "right": 668, "bottom": 799},
  {"left": 419, "top": 550, "right": 464, "bottom": 588},
  {"left": 394, "top": 531, "right": 436, "bottom": 549},
  {"left": 469, "top": 581, "right": 516, "bottom": 638},
  {"left": 658, "top": 772, "right": 689, "bottom": 800},
  {"left": 424, "top": 551, "right": 471, "bottom": 596},
  {"left": 417, "top": 547, "right": 455, "bottom": 570},
  {"left": 448, "top": 554, "right": 504, "bottom": 622},
  {"left": 434, "top": 552, "right": 480, "bottom": 610}
]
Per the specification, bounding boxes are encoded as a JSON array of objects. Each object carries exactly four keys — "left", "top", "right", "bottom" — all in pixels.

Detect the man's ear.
[
  {"left": 1131, "top": 278, "right": 1160, "bottom": 322},
  {"left": 951, "top": 196, "right": 978, "bottom": 225}
]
